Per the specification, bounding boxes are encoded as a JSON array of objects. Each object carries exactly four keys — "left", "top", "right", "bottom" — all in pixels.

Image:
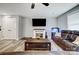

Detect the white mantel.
[{"left": 33, "top": 29, "right": 45, "bottom": 38}]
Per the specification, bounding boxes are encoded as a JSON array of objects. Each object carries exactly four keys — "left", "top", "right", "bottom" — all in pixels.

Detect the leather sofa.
[
  {"left": 53, "top": 30, "right": 79, "bottom": 51},
  {"left": 53, "top": 37, "right": 78, "bottom": 51}
]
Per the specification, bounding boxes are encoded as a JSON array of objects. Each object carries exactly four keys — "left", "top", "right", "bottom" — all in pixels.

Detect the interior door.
[{"left": 2, "top": 16, "right": 18, "bottom": 39}]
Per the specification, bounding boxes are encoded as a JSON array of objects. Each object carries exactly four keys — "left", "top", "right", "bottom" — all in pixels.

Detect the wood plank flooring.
[
  {"left": 0, "top": 39, "right": 79, "bottom": 55},
  {"left": 0, "top": 40, "right": 25, "bottom": 52}
]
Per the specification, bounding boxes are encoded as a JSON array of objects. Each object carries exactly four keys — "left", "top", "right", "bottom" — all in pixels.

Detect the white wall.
[
  {"left": 19, "top": 17, "right": 57, "bottom": 39},
  {"left": 57, "top": 14, "right": 68, "bottom": 30},
  {"left": 22, "top": 17, "right": 33, "bottom": 37},
  {"left": 46, "top": 17, "right": 57, "bottom": 39}
]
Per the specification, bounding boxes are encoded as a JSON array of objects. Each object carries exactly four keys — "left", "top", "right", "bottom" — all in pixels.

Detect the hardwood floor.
[
  {"left": 0, "top": 39, "right": 79, "bottom": 55},
  {"left": 0, "top": 40, "right": 25, "bottom": 52},
  {"left": 0, "top": 39, "right": 63, "bottom": 52}
]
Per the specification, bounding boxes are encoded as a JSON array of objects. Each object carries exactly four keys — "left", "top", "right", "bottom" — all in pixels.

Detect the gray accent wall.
[
  {"left": 57, "top": 14, "right": 67, "bottom": 30},
  {"left": 57, "top": 5, "right": 79, "bottom": 30}
]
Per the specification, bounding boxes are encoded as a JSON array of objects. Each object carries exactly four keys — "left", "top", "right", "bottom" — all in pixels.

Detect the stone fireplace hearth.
[{"left": 33, "top": 29, "right": 45, "bottom": 39}]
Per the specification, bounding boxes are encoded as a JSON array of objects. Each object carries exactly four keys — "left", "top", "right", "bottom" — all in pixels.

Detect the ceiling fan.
[{"left": 31, "top": 3, "right": 49, "bottom": 9}]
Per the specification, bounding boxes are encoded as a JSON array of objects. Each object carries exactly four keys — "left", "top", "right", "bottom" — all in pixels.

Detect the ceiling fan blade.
[
  {"left": 42, "top": 3, "right": 49, "bottom": 6},
  {"left": 31, "top": 3, "right": 35, "bottom": 9}
]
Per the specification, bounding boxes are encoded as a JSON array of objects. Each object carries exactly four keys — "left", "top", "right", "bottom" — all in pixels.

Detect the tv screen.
[{"left": 32, "top": 18, "right": 46, "bottom": 26}]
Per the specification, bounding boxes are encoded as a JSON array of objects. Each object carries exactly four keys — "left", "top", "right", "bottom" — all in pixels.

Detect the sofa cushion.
[{"left": 73, "top": 36, "right": 79, "bottom": 46}]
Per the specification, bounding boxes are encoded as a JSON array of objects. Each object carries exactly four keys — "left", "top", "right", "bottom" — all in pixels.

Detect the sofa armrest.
[
  {"left": 62, "top": 40, "right": 78, "bottom": 51},
  {"left": 53, "top": 37, "right": 78, "bottom": 51}
]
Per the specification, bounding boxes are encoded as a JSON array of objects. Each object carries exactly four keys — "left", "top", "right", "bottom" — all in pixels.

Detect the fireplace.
[{"left": 33, "top": 29, "right": 45, "bottom": 39}]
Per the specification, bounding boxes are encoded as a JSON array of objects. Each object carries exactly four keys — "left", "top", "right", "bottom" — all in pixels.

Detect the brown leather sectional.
[
  {"left": 53, "top": 37, "right": 78, "bottom": 51},
  {"left": 53, "top": 30, "right": 79, "bottom": 51}
]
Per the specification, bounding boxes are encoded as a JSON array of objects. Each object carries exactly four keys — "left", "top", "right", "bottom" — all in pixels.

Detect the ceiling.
[{"left": 0, "top": 3, "right": 77, "bottom": 18}]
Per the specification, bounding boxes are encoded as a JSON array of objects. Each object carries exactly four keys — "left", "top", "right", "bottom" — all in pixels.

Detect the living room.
[{"left": 0, "top": 3, "right": 79, "bottom": 55}]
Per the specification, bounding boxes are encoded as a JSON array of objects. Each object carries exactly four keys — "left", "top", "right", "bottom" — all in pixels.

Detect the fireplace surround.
[{"left": 33, "top": 29, "right": 45, "bottom": 39}]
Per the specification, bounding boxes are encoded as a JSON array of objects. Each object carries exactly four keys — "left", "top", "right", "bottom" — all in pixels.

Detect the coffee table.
[{"left": 25, "top": 39, "right": 51, "bottom": 51}]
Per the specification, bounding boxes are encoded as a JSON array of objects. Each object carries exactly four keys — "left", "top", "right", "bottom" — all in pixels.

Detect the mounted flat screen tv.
[{"left": 32, "top": 18, "right": 46, "bottom": 26}]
